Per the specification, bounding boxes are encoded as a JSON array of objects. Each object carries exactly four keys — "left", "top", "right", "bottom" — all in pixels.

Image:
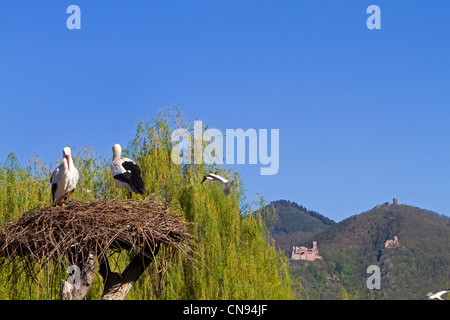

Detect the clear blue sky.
[{"left": 1, "top": 1, "right": 450, "bottom": 222}]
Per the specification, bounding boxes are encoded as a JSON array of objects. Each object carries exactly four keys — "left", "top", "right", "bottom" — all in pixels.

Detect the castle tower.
[{"left": 393, "top": 198, "right": 398, "bottom": 205}]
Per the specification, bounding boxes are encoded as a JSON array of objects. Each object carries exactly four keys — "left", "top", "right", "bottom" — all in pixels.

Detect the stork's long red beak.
[{"left": 66, "top": 155, "right": 70, "bottom": 170}]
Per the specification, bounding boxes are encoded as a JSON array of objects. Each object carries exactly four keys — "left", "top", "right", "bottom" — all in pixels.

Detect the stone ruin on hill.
[
  {"left": 384, "top": 236, "right": 400, "bottom": 248},
  {"left": 291, "top": 241, "right": 322, "bottom": 261}
]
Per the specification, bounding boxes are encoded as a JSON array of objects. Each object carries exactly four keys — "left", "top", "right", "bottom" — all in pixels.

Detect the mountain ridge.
[
  {"left": 291, "top": 202, "right": 450, "bottom": 299},
  {"left": 260, "top": 198, "right": 450, "bottom": 299}
]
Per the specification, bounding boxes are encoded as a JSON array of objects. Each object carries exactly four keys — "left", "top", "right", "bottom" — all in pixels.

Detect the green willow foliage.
[{"left": 0, "top": 109, "right": 292, "bottom": 300}]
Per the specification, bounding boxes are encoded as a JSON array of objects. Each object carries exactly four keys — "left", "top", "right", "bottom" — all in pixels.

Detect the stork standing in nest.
[
  {"left": 110, "top": 144, "right": 146, "bottom": 199},
  {"left": 50, "top": 147, "right": 79, "bottom": 206}
]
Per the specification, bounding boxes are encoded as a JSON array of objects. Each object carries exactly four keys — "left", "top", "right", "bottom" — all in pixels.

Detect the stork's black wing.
[
  {"left": 121, "top": 161, "right": 146, "bottom": 195},
  {"left": 51, "top": 183, "right": 58, "bottom": 203}
]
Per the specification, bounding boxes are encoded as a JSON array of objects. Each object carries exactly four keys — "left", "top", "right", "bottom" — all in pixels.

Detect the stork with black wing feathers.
[{"left": 110, "top": 144, "right": 146, "bottom": 199}]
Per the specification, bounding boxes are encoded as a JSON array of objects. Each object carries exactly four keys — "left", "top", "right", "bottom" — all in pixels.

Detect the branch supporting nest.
[
  {"left": 0, "top": 196, "right": 197, "bottom": 300},
  {"left": 99, "top": 242, "right": 161, "bottom": 300}
]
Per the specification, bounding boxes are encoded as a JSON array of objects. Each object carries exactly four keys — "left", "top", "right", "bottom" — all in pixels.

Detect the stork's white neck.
[
  {"left": 112, "top": 144, "right": 122, "bottom": 161},
  {"left": 113, "top": 150, "right": 121, "bottom": 160}
]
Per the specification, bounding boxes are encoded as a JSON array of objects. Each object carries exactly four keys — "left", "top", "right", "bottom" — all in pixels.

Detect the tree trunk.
[
  {"left": 99, "top": 243, "right": 160, "bottom": 300},
  {"left": 60, "top": 251, "right": 96, "bottom": 300}
]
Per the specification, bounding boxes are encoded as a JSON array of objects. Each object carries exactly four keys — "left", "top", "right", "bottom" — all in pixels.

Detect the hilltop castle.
[
  {"left": 291, "top": 241, "right": 322, "bottom": 261},
  {"left": 385, "top": 236, "right": 399, "bottom": 248}
]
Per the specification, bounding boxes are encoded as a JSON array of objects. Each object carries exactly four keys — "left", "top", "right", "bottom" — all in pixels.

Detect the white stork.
[
  {"left": 202, "top": 173, "right": 230, "bottom": 195},
  {"left": 110, "top": 144, "right": 146, "bottom": 199},
  {"left": 425, "top": 289, "right": 449, "bottom": 300},
  {"left": 50, "top": 147, "right": 79, "bottom": 206}
]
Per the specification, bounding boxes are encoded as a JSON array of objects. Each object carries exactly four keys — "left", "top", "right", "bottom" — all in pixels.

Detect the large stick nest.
[{"left": 0, "top": 196, "right": 197, "bottom": 266}]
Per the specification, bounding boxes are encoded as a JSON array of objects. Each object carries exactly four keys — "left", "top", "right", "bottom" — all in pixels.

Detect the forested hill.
[
  {"left": 259, "top": 200, "right": 335, "bottom": 255},
  {"left": 293, "top": 203, "right": 450, "bottom": 299}
]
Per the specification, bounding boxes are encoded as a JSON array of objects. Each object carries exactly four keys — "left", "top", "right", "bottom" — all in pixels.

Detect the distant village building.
[
  {"left": 385, "top": 236, "right": 399, "bottom": 248},
  {"left": 291, "top": 241, "right": 322, "bottom": 261}
]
